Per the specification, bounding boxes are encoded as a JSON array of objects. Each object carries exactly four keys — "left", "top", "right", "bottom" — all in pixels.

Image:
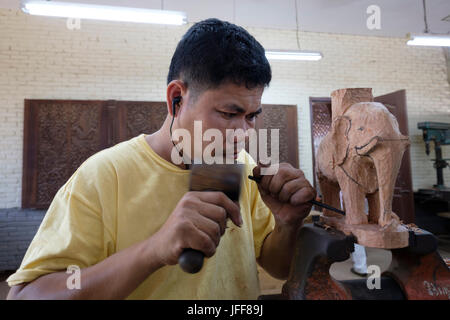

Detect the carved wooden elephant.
[{"left": 316, "top": 88, "right": 410, "bottom": 227}]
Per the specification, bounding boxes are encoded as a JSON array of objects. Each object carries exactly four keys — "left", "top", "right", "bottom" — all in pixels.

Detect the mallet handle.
[{"left": 178, "top": 248, "right": 204, "bottom": 274}]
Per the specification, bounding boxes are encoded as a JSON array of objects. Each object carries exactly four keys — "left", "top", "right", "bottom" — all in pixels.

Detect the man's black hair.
[{"left": 167, "top": 18, "right": 271, "bottom": 93}]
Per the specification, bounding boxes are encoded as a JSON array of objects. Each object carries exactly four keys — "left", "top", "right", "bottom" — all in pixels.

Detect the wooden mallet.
[{"left": 178, "top": 163, "right": 244, "bottom": 274}]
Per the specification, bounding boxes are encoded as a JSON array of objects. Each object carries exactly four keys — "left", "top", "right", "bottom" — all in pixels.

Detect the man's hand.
[
  {"left": 252, "top": 162, "right": 316, "bottom": 227},
  {"left": 151, "top": 191, "right": 242, "bottom": 266},
  {"left": 252, "top": 163, "right": 316, "bottom": 279}
]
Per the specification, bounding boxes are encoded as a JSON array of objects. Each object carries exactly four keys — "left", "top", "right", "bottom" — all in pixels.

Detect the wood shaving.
[
  {"left": 324, "top": 224, "right": 332, "bottom": 231},
  {"left": 405, "top": 223, "right": 423, "bottom": 233}
]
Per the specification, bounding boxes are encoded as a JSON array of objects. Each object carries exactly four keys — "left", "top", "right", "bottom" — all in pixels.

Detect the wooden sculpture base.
[{"left": 320, "top": 215, "right": 409, "bottom": 249}]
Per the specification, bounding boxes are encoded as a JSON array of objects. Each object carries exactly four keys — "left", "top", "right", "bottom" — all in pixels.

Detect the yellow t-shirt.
[{"left": 7, "top": 134, "right": 275, "bottom": 299}]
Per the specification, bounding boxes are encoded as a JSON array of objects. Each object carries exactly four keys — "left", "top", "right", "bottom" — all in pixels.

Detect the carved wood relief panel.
[
  {"left": 23, "top": 101, "right": 298, "bottom": 209},
  {"left": 22, "top": 100, "right": 166, "bottom": 209},
  {"left": 255, "top": 104, "right": 299, "bottom": 168}
]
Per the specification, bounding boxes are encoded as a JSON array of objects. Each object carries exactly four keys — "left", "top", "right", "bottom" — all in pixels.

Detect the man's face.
[{"left": 176, "top": 82, "right": 264, "bottom": 163}]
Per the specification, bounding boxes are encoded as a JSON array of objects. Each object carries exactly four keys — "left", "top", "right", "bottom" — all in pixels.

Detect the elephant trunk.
[{"left": 372, "top": 137, "right": 409, "bottom": 227}]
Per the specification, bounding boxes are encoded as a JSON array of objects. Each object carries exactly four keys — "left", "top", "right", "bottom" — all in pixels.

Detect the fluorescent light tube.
[
  {"left": 21, "top": 0, "right": 187, "bottom": 25},
  {"left": 265, "top": 50, "right": 323, "bottom": 61},
  {"left": 406, "top": 34, "right": 450, "bottom": 47}
]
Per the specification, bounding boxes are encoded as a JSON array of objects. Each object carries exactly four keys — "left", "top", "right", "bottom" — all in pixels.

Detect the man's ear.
[
  {"left": 331, "top": 116, "right": 351, "bottom": 166},
  {"left": 167, "top": 80, "right": 186, "bottom": 116}
]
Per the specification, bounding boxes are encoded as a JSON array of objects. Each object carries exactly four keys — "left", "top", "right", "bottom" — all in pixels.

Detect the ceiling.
[{"left": 1, "top": 0, "right": 449, "bottom": 37}]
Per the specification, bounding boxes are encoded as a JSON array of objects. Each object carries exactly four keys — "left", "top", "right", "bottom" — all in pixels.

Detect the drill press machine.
[{"left": 417, "top": 122, "right": 450, "bottom": 201}]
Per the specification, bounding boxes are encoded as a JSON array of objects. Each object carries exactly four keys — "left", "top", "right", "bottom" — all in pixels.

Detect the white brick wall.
[{"left": 0, "top": 9, "right": 449, "bottom": 208}]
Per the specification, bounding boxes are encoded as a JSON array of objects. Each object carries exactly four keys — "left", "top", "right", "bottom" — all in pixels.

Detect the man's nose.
[{"left": 235, "top": 118, "right": 252, "bottom": 133}]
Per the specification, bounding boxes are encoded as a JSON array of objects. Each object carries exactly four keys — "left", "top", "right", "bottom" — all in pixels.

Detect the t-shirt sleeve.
[{"left": 7, "top": 154, "right": 116, "bottom": 287}]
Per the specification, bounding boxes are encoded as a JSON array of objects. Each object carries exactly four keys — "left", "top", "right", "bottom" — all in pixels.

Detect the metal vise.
[{"left": 261, "top": 221, "right": 450, "bottom": 300}]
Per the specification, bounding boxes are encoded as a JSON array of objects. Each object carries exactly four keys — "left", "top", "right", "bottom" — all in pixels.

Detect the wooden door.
[
  {"left": 375, "top": 90, "right": 415, "bottom": 223},
  {"left": 254, "top": 104, "right": 299, "bottom": 168},
  {"left": 309, "top": 98, "right": 332, "bottom": 191},
  {"left": 310, "top": 90, "right": 415, "bottom": 223}
]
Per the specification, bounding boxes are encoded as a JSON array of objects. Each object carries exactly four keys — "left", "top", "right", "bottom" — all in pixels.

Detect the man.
[{"left": 7, "top": 18, "right": 315, "bottom": 299}]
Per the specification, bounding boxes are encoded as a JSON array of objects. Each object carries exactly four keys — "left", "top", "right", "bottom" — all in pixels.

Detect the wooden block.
[
  {"left": 320, "top": 214, "right": 409, "bottom": 249},
  {"left": 316, "top": 88, "right": 412, "bottom": 250}
]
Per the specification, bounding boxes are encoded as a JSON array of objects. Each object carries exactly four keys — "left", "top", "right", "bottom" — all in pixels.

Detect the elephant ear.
[{"left": 331, "top": 116, "right": 351, "bottom": 166}]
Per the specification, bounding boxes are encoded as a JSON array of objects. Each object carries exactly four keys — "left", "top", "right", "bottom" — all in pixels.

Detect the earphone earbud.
[
  {"left": 169, "top": 95, "right": 186, "bottom": 168},
  {"left": 172, "top": 96, "right": 181, "bottom": 116}
]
